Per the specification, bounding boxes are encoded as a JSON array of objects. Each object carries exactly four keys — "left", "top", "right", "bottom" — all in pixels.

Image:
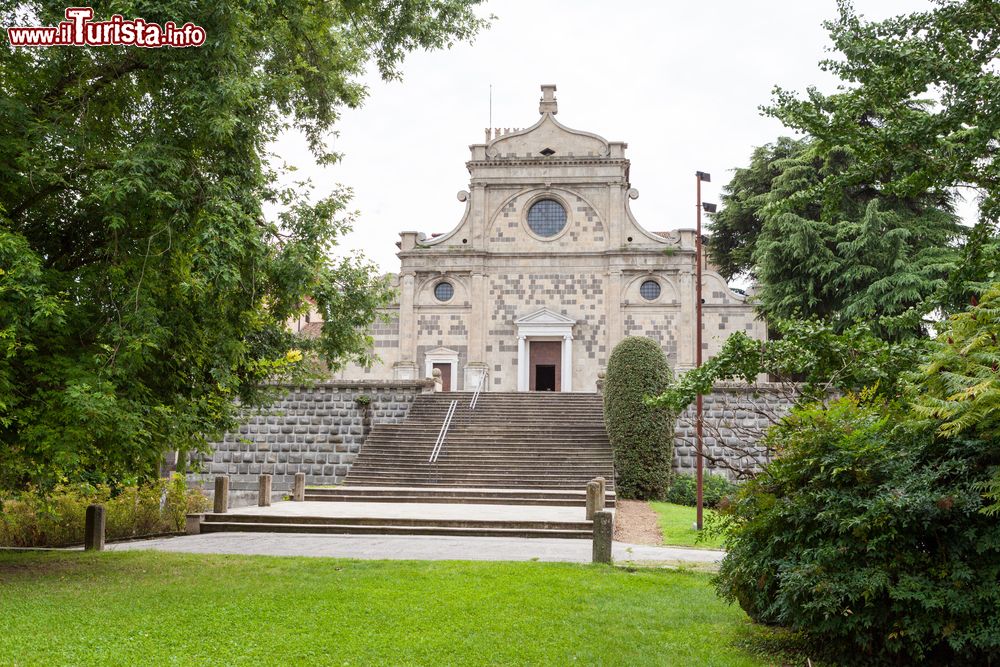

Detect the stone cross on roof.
[{"left": 539, "top": 84, "right": 557, "bottom": 115}]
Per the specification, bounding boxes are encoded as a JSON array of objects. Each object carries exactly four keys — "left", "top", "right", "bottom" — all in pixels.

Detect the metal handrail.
[
  {"left": 429, "top": 399, "right": 458, "bottom": 464},
  {"left": 469, "top": 370, "right": 488, "bottom": 410}
]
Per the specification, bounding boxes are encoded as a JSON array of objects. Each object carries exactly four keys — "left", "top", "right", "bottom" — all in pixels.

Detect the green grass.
[
  {"left": 0, "top": 550, "right": 765, "bottom": 666},
  {"left": 650, "top": 502, "right": 726, "bottom": 549}
]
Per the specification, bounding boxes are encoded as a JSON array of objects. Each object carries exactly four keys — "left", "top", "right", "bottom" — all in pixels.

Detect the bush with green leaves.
[
  {"left": 665, "top": 472, "right": 737, "bottom": 509},
  {"left": 603, "top": 336, "right": 675, "bottom": 499},
  {"left": 0, "top": 476, "right": 208, "bottom": 548},
  {"left": 715, "top": 396, "right": 1000, "bottom": 665}
]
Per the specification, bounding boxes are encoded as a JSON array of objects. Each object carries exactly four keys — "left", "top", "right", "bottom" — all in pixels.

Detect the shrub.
[
  {"left": 0, "top": 476, "right": 208, "bottom": 548},
  {"left": 603, "top": 336, "right": 675, "bottom": 499},
  {"left": 715, "top": 397, "right": 1000, "bottom": 665},
  {"left": 665, "top": 472, "right": 737, "bottom": 509}
]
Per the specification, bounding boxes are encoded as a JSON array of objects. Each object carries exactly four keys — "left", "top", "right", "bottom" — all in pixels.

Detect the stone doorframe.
[
  {"left": 514, "top": 308, "right": 576, "bottom": 392},
  {"left": 424, "top": 347, "right": 459, "bottom": 391}
]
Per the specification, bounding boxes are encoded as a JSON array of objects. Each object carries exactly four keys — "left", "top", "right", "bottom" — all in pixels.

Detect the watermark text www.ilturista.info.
[{"left": 7, "top": 7, "right": 205, "bottom": 47}]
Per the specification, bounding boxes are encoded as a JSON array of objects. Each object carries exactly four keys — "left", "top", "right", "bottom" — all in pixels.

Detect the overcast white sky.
[{"left": 271, "top": 0, "right": 952, "bottom": 275}]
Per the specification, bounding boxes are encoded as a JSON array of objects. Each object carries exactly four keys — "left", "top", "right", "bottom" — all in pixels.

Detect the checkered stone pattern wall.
[
  {"left": 372, "top": 315, "right": 400, "bottom": 349},
  {"left": 487, "top": 272, "right": 605, "bottom": 390},
  {"left": 188, "top": 381, "right": 431, "bottom": 494},
  {"left": 488, "top": 193, "right": 607, "bottom": 250},
  {"left": 491, "top": 199, "right": 519, "bottom": 244},
  {"left": 568, "top": 196, "right": 604, "bottom": 244},
  {"left": 624, "top": 312, "right": 680, "bottom": 367},
  {"left": 672, "top": 384, "right": 797, "bottom": 478}
]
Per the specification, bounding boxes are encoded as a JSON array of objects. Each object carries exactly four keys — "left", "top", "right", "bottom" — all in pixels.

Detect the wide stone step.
[
  {"left": 305, "top": 486, "right": 610, "bottom": 500},
  {"left": 342, "top": 478, "right": 609, "bottom": 488},
  {"left": 361, "top": 441, "right": 610, "bottom": 448},
  {"left": 354, "top": 456, "right": 614, "bottom": 464},
  {"left": 371, "top": 426, "right": 609, "bottom": 435},
  {"left": 350, "top": 463, "right": 615, "bottom": 473},
  {"left": 302, "top": 494, "right": 591, "bottom": 506},
  {"left": 358, "top": 448, "right": 611, "bottom": 457},
  {"left": 202, "top": 513, "right": 591, "bottom": 531},
  {"left": 302, "top": 494, "right": 616, "bottom": 507},
  {"left": 200, "top": 521, "right": 592, "bottom": 539},
  {"left": 346, "top": 469, "right": 612, "bottom": 478}
]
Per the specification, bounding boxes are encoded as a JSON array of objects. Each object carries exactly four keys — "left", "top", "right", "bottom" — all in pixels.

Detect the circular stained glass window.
[
  {"left": 526, "top": 199, "right": 567, "bottom": 237},
  {"left": 434, "top": 281, "right": 454, "bottom": 302},
  {"left": 640, "top": 280, "right": 661, "bottom": 301}
]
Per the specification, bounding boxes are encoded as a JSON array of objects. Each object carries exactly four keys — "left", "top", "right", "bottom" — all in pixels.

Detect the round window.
[
  {"left": 526, "top": 199, "right": 567, "bottom": 237},
  {"left": 434, "top": 281, "right": 454, "bottom": 302},
  {"left": 640, "top": 280, "right": 661, "bottom": 301}
]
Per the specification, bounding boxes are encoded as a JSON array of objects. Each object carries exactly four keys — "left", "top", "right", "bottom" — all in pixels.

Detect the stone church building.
[{"left": 317, "top": 84, "right": 765, "bottom": 391}]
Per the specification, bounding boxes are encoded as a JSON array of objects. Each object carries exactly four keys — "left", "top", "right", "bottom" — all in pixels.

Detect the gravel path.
[{"left": 613, "top": 500, "right": 665, "bottom": 545}]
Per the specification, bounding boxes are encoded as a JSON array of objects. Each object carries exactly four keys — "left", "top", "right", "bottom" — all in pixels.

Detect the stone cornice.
[
  {"left": 265, "top": 379, "right": 436, "bottom": 390},
  {"left": 467, "top": 158, "right": 629, "bottom": 169},
  {"left": 398, "top": 248, "right": 695, "bottom": 261}
]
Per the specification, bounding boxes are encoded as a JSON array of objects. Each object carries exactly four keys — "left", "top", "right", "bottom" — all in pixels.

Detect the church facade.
[{"left": 329, "top": 85, "right": 764, "bottom": 392}]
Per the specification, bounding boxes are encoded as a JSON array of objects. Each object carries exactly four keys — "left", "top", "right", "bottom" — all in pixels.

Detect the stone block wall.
[
  {"left": 188, "top": 380, "right": 434, "bottom": 499},
  {"left": 672, "top": 383, "right": 797, "bottom": 479}
]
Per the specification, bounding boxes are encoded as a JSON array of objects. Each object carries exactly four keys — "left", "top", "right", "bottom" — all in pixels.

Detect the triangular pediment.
[
  {"left": 425, "top": 346, "right": 459, "bottom": 356},
  {"left": 514, "top": 308, "right": 577, "bottom": 326}
]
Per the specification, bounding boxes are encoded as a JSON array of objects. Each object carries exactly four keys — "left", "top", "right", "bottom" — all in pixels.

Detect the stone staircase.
[
  {"left": 337, "top": 392, "right": 614, "bottom": 502},
  {"left": 201, "top": 392, "right": 615, "bottom": 539},
  {"left": 199, "top": 513, "right": 594, "bottom": 539}
]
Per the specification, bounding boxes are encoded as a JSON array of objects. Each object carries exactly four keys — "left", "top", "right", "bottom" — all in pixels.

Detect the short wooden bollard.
[
  {"left": 592, "top": 510, "right": 613, "bottom": 564},
  {"left": 214, "top": 475, "right": 229, "bottom": 514},
  {"left": 84, "top": 504, "right": 106, "bottom": 551},
  {"left": 258, "top": 474, "right": 272, "bottom": 507},
  {"left": 292, "top": 472, "right": 306, "bottom": 502},
  {"left": 585, "top": 480, "right": 600, "bottom": 520}
]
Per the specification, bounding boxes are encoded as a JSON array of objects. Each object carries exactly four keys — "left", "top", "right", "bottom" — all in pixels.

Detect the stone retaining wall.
[
  {"left": 188, "top": 380, "right": 435, "bottom": 498},
  {"left": 672, "top": 383, "right": 797, "bottom": 478}
]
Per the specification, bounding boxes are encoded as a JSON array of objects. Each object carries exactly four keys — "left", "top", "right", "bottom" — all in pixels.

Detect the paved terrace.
[
  {"left": 108, "top": 532, "right": 722, "bottom": 564},
  {"left": 100, "top": 499, "right": 721, "bottom": 564},
  {"left": 223, "top": 499, "right": 599, "bottom": 522}
]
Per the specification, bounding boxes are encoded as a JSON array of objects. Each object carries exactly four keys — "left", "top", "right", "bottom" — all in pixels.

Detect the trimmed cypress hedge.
[{"left": 603, "top": 336, "right": 675, "bottom": 499}]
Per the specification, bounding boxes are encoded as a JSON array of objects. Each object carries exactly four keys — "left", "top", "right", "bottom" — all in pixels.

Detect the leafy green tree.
[
  {"left": 766, "top": 0, "right": 1000, "bottom": 309},
  {"left": 708, "top": 136, "right": 961, "bottom": 335},
  {"left": 603, "top": 336, "right": 675, "bottom": 500},
  {"left": 707, "top": 136, "right": 813, "bottom": 281},
  {"left": 0, "top": 0, "right": 488, "bottom": 493},
  {"left": 649, "top": 317, "right": 924, "bottom": 417}
]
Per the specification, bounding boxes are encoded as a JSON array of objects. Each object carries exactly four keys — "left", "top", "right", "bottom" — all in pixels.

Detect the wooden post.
[
  {"left": 292, "top": 472, "right": 306, "bottom": 502},
  {"left": 258, "top": 474, "right": 272, "bottom": 507},
  {"left": 585, "top": 480, "right": 600, "bottom": 520},
  {"left": 84, "top": 504, "right": 105, "bottom": 551},
  {"left": 214, "top": 475, "right": 229, "bottom": 514},
  {"left": 592, "top": 510, "right": 613, "bottom": 564}
]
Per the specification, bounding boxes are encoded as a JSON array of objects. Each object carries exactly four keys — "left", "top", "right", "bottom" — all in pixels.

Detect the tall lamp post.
[{"left": 694, "top": 171, "right": 716, "bottom": 531}]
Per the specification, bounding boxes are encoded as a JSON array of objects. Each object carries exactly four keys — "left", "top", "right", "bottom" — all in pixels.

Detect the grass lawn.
[
  {"left": 649, "top": 502, "right": 726, "bottom": 549},
  {"left": 0, "top": 550, "right": 766, "bottom": 666}
]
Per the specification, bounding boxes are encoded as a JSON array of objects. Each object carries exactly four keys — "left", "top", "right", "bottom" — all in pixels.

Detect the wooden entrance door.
[
  {"left": 529, "top": 341, "right": 561, "bottom": 391},
  {"left": 433, "top": 363, "right": 452, "bottom": 391}
]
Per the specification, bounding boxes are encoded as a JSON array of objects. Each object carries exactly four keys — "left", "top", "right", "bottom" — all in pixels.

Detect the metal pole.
[{"left": 695, "top": 174, "right": 704, "bottom": 531}]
